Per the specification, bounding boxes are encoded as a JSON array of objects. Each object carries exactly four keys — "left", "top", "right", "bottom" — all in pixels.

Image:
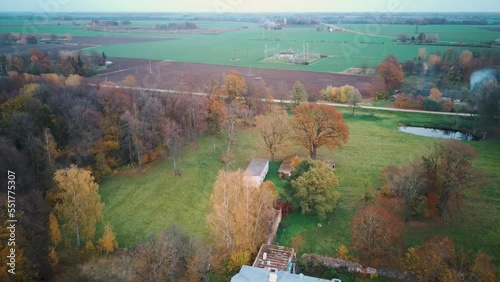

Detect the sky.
[{"left": 3, "top": 0, "right": 499, "bottom": 13}]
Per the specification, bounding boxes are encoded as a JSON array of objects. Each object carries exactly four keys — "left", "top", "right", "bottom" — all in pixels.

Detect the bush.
[{"left": 423, "top": 98, "right": 444, "bottom": 111}]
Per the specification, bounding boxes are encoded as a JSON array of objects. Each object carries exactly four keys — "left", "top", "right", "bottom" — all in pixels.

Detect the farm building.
[{"left": 245, "top": 158, "right": 269, "bottom": 187}]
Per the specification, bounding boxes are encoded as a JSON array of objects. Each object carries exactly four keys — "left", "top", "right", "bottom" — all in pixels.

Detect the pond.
[{"left": 398, "top": 126, "right": 476, "bottom": 141}]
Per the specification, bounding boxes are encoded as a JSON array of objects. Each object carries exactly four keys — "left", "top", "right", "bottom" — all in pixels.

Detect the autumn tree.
[
  {"left": 428, "top": 87, "right": 443, "bottom": 101},
  {"left": 422, "top": 141, "right": 479, "bottom": 218},
  {"left": 286, "top": 159, "right": 340, "bottom": 220},
  {"left": 336, "top": 245, "right": 350, "bottom": 260},
  {"left": 244, "top": 79, "right": 273, "bottom": 116},
  {"left": 350, "top": 205, "right": 404, "bottom": 267},
  {"left": 381, "top": 162, "right": 427, "bottom": 221},
  {"left": 292, "top": 80, "right": 308, "bottom": 106},
  {"left": 418, "top": 48, "right": 426, "bottom": 60},
  {"left": 50, "top": 165, "right": 103, "bottom": 247},
  {"left": 291, "top": 103, "right": 349, "bottom": 159},
  {"left": 221, "top": 70, "right": 246, "bottom": 103},
  {"left": 470, "top": 253, "right": 498, "bottom": 282},
  {"left": 459, "top": 50, "right": 473, "bottom": 69},
  {"left": 122, "top": 75, "right": 137, "bottom": 87},
  {"left": 207, "top": 170, "right": 277, "bottom": 265},
  {"left": 98, "top": 222, "right": 118, "bottom": 254},
  {"left": 131, "top": 224, "right": 210, "bottom": 282},
  {"left": 348, "top": 89, "right": 363, "bottom": 117},
  {"left": 255, "top": 108, "right": 289, "bottom": 161},
  {"left": 65, "top": 74, "right": 83, "bottom": 87},
  {"left": 404, "top": 237, "right": 457, "bottom": 282},
  {"left": 49, "top": 212, "right": 62, "bottom": 247},
  {"left": 375, "top": 55, "right": 404, "bottom": 92}
]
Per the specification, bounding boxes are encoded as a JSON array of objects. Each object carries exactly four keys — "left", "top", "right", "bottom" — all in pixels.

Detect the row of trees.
[
  {"left": 0, "top": 49, "right": 106, "bottom": 77},
  {"left": 153, "top": 22, "right": 198, "bottom": 30}
]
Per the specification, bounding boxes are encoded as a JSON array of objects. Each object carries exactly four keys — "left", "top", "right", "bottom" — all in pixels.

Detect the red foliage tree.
[{"left": 350, "top": 205, "right": 404, "bottom": 267}]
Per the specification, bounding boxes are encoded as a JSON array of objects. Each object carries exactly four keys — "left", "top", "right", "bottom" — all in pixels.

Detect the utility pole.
[{"left": 265, "top": 44, "right": 268, "bottom": 59}]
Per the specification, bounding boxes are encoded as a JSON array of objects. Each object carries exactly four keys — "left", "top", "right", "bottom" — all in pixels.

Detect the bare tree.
[
  {"left": 255, "top": 108, "right": 290, "bottom": 161},
  {"left": 164, "top": 120, "right": 183, "bottom": 175}
]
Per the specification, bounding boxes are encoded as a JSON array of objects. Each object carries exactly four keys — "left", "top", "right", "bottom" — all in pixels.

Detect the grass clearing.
[
  {"left": 98, "top": 130, "right": 264, "bottom": 247},
  {"left": 99, "top": 106, "right": 500, "bottom": 263}
]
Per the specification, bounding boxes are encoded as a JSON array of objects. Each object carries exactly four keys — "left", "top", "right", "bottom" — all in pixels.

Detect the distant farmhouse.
[{"left": 245, "top": 158, "right": 269, "bottom": 187}]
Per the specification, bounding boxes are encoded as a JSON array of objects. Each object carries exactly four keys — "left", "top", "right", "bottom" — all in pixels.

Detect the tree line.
[{"left": 0, "top": 48, "right": 106, "bottom": 77}]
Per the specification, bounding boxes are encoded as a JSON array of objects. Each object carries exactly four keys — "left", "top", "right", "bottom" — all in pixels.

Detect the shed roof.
[
  {"left": 245, "top": 158, "right": 269, "bottom": 177},
  {"left": 253, "top": 244, "right": 295, "bottom": 271}
]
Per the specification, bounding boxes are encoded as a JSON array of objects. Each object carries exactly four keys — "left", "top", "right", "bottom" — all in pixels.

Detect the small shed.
[
  {"left": 245, "top": 158, "right": 269, "bottom": 187},
  {"left": 278, "top": 155, "right": 298, "bottom": 178}
]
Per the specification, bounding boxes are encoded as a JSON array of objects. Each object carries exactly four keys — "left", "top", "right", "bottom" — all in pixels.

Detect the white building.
[{"left": 245, "top": 158, "right": 269, "bottom": 187}]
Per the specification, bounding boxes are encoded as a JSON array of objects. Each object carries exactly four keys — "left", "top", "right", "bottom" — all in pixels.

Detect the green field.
[
  {"left": 1, "top": 20, "right": 497, "bottom": 72},
  {"left": 87, "top": 27, "right": 491, "bottom": 72},
  {"left": 339, "top": 24, "right": 500, "bottom": 44},
  {"left": 98, "top": 107, "right": 500, "bottom": 264}
]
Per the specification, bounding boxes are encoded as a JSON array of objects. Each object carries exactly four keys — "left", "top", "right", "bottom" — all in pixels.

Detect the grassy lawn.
[
  {"left": 98, "top": 129, "right": 264, "bottom": 247},
  {"left": 99, "top": 106, "right": 500, "bottom": 265},
  {"left": 274, "top": 107, "right": 500, "bottom": 264}
]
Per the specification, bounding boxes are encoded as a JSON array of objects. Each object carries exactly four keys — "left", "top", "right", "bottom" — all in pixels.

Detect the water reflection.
[{"left": 398, "top": 126, "right": 475, "bottom": 141}]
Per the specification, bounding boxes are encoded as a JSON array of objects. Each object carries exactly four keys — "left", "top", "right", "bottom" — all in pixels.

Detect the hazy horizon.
[{"left": 3, "top": 0, "right": 500, "bottom": 13}]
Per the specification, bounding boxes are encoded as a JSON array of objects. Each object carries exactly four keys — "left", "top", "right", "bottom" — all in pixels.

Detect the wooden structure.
[{"left": 253, "top": 244, "right": 295, "bottom": 271}]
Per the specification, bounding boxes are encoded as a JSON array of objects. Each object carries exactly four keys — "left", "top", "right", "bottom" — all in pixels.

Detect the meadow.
[{"left": 98, "top": 106, "right": 500, "bottom": 264}]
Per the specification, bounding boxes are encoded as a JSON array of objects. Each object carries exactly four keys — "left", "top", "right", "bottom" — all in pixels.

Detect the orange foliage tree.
[
  {"left": 375, "top": 55, "right": 404, "bottom": 91},
  {"left": 291, "top": 103, "right": 349, "bottom": 159},
  {"left": 350, "top": 205, "right": 404, "bottom": 267},
  {"left": 428, "top": 87, "right": 443, "bottom": 102}
]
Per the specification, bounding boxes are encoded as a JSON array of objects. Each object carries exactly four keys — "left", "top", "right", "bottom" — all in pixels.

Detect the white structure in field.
[{"left": 245, "top": 159, "right": 269, "bottom": 187}]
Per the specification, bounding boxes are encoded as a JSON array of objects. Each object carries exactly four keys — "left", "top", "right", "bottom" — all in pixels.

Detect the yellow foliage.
[
  {"left": 49, "top": 246, "right": 58, "bottom": 270},
  {"left": 122, "top": 75, "right": 137, "bottom": 87},
  {"left": 85, "top": 241, "right": 95, "bottom": 251},
  {"left": 228, "top": 250, "right": 251, "bottom": 272},
  {"left": 207, "top": 170, "right": 277, "bottom": 258},
  {"left": 98, "top": 223, "right": 118, "bottom": 253},
  {"left": 336, "top": 245, "right": 350, "bottom": 260},
  {"left": 41, "top": 73, "right": 64, "bottom": 85},
  {"left": 428, "top": 87, "right": 442, "bottom": 102},
  {"left": 20, "top": 83, "right": 39, "bottom": 95},
  {"left": 51, "top": 165, "right": 103, "bottom": 248},
  {"left": 65, "top": 74, "right": 83, "bottom": 87},
  {"left": 49, "top": 213, "right": 62, "bottom": 247}
]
